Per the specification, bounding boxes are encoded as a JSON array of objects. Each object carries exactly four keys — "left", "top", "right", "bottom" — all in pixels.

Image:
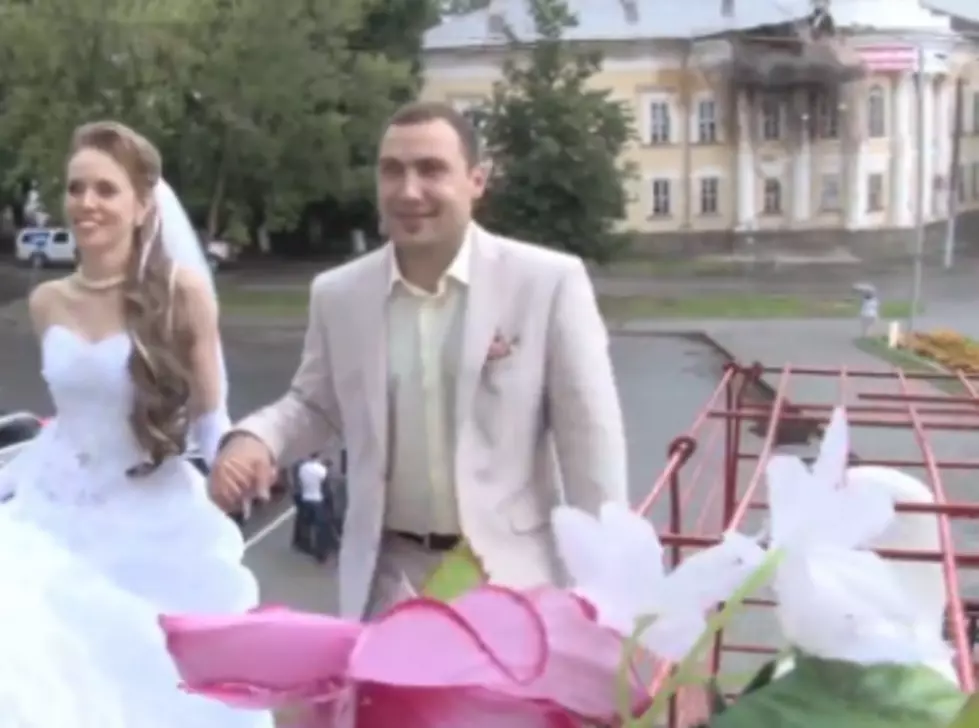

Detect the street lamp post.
[{"left": 909, "top": 42, "right": 926, "bottom": 333}]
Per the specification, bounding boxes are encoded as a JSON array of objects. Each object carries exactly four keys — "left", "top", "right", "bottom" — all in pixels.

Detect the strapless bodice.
[{"left": 19, "top": 325, "right": 186, "bottom": 506}]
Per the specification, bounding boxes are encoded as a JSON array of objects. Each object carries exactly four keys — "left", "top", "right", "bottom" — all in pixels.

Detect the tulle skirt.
[
  {"left": 0, "top": 454, "right": 274, "bottom": 728},
  {"left": 0, "top": 508, "right": 276, "bottom": 727}
]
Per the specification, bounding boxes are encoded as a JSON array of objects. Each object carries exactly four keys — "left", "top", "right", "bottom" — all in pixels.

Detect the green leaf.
[
  {"left": 741, "top": 659, "right": 778, "bottom": 696},
  {"left": 420, "top": 542, "right": 484, "bottom": 602},
  {"left": 710, "top": 656, "right": 966, "bottom": 728},
  {"left": 707, "top": 677, "right": 728, "bottom": 716},
  {"left": 947, "top": 693, "right": 979, "bottom": 728}
]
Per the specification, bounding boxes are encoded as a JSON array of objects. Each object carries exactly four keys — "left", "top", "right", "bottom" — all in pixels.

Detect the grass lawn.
[
  {"left": 590, "top": 256, "right": 748, "bottom": 277},
  {"left": 853, "top": 336, "right": 976, "bottom": 396},
  {"left": 597, "top": 295, "right": 915, "bottom": 323},
  {"left": 218, "top": 285, "right": 917, "bottom": 322},
  {"left": 217, "top": 286, "right": 311, "bottom": 317}
]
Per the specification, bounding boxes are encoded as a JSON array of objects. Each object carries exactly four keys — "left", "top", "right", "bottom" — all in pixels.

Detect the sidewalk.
[{"left": 624, "top": 317, "right": 979, "bottom": 599}]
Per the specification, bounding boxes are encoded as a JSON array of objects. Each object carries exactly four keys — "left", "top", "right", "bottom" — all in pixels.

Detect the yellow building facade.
[{"left": 422, "top": 3, "right": 979, "bottom": 253}]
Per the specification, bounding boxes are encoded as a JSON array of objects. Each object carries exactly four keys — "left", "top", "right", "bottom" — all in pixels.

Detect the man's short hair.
[{"left": 385, "top": 100, "right": 482, "bottom": 166}]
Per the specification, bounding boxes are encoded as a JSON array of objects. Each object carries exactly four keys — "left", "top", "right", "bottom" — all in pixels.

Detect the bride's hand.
[{"left": 210, "top": 435, "right": 276, "bottom": 511}]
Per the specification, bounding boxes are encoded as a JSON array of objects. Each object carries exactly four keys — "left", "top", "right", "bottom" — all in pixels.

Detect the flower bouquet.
[{"left": 162, "top": 407, "right": 976, "bottom": 727}]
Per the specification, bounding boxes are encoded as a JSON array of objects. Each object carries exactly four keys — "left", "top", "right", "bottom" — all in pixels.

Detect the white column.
[
  {"left": 934, "top": 75, "right": 953, "bottom": 217},
  {"left": 846, "top": 91, "right": 865, "bottom": 229},
  {"left": 921, "top": 74, "right": 935, "bottom": 220},
  {"left": 736, "top": 91, "right": 756, "bottom": 228},
  {"left": 852, "top": 149, "right": 866, "bottom": 229},
  {"left": 792, "top": 90, "right": 811, "bottom": 223},
  {"left": 891, "top": 73, "right": 914, "bottom": 227}
]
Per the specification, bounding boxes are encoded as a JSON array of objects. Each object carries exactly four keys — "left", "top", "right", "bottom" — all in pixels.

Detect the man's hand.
[{"left": 209, "top": 434, "right": 277, "bottom": 511}]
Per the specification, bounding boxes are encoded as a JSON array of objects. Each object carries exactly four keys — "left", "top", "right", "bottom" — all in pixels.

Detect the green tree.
[
  {"left": 156, "top": 0, "right": 416, "bottom": 241},
  {"left": 441, "top": 0, "right": 490, "bottom": 14},
  {"left": 474, "top": 0, "right": 635, "bottom": 263},
  {"left": 0, "top": 0, "right": 186, "bottom": 216},
  {"left": 339, "top": 0, "right": 440, "bottom": 211},
  {"left": 0, "top": 0, "right": 428, "bottom": 248}
]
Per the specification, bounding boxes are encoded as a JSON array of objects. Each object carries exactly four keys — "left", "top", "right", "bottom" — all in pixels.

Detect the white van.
[{"left": 14, "top": 228, "right": 76, "bottom": 267}]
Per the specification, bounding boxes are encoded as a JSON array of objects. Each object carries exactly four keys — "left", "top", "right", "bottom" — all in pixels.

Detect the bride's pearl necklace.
[{"left": 71, "top": 271, "right": 126, "bottom": 291}]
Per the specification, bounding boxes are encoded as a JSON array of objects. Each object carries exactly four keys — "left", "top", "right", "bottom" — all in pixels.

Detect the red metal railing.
[{"left": 636, "top": 361, "right": 979, "bottom": 726}]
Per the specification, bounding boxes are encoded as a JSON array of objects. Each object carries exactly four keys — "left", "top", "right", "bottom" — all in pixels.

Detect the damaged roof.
[{"left": 424, "top": 0, "right": 954, "bottom": 50}]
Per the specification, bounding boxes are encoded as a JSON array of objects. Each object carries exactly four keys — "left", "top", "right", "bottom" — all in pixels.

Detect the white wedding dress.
[{"left": 0, "top": 324, "right": 273, "bottom": 727}]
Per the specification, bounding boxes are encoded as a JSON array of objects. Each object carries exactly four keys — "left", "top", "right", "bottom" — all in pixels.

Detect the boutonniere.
[{"left": 485, "top": 330, "right": 518, "bottom": 364}]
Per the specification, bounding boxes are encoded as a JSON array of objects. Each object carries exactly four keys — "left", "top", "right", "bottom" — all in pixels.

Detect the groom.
[{"left": 211, "top": 101, "right": 628, "bottom": 618}]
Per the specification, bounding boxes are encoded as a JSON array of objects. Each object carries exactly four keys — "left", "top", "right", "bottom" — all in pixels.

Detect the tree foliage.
[
  {"left": 474, "top": 0, "right": 635, "bottom": 263},
  {"left": 441, "top": 0, "right": 490, "bottom": 14},
  {"left": 0, "top": 0, "right": 436, "bottom": 243}
]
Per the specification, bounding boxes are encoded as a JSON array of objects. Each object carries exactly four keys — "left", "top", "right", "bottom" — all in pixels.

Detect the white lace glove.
[{"left": 189, "top": 409, "right": 231, "bottom": 468}]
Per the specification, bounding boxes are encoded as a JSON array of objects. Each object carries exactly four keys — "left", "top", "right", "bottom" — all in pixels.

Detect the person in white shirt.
[
  {"left": 860, "top": 290, "right": 879, "bottom": 337},
  {"left": 291, "top": 455, "right": 344, "bottom": 562},
  {"left": 297, "top": 459, "right": 328, "bottom": 504}
]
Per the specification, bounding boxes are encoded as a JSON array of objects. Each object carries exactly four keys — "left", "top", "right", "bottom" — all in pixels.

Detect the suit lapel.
[
  {"left": 353, "top": 246, "right": 391, "bottom": 458},
  {"left": 456, "top": 229, "right": 503, "bottom": 429}
]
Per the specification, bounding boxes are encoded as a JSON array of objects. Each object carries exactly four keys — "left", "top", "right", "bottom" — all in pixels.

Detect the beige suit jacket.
[{"left": 236, "top": 226, "right": 628, "bottom": 617}]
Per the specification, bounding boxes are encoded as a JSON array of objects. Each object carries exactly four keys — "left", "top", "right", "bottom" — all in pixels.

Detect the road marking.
[{"left": 244, "top": 505, "right": 296, "bottom": 551}]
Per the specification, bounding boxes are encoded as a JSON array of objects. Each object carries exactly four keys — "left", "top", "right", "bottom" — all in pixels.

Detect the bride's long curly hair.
[{"left": 69, "top": 121, "right": 194, "bottom": 476}]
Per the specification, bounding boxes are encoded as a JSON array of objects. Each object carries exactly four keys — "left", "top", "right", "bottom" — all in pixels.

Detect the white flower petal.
[
  {"left": 811, "top": 406, "right": 850, "bottom": 489},
  {"left": 552, "top": 505, "right": 609, "bottom": 590},
  {"left": 554, "top": 503, "right": 665, "bottom": 624},
  {"left": 599, "top": 501, "right": 665, "bottom": 569},
  {"left": 666, "top": 533, "right": 767, "bottom": 610},
  {"left": 572, "top": 586, "right": 642, "bottom": 638},
  {"left": 638, "top": 609, "right": 708, "bottom": 662},
  {"left": 775, "top": 548, "right": 941, "bottom": 665},
  {"left": 766, "top": 455, "right": 821, "bottom": 547},
  {"left": 828, "top": 478, "right": 896, "bottom": 550},
  {"left": 597, "top": 502, "right": 667, "bottom": 603}
]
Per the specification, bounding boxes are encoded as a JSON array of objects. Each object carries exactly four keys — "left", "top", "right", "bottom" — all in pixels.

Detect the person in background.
[
  {"left": 860, "top": 288, "right": 879, "bottom": 337},
  {"left": 291, "top": 454, "right": 345, "bottom": 562}
]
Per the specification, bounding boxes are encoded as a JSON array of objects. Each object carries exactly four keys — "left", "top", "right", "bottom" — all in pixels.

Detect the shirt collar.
[{"left": 388, "top": 225, "right": 473, "bottom": 295}]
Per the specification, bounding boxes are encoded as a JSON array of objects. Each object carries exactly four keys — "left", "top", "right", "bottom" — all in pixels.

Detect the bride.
[{"left": 0, "top": 120, "right": 272, "bottom": 727}]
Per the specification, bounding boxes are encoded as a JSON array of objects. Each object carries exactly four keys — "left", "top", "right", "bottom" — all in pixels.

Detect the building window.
[
  {"left": 762, "top": 178, "right": 782, "bottom": 214},
  {"left": 651, "top": 178, "right": 671, "bottom": 216},
  {"left": 760, "top": 96, "right": 781, "bottom": 140},
  {"left": 932, "top": 175, "right": 944, "bottom": 215},
  {"left": 697, "top": 99, "right": 717, "bottom": 143},
  {"left": 971, "top": 162, "right": 979, "bottom": 199},
  {"left": 699, "top": 177, "right": 719, "bottom": 214},
  {"left": 867, "top": 85, "right": 885, "bottom": 138},
  {"left": 866, "top": 173, "right": 884, "bottom": 212},
  {"left": 819, "top": 174, "right": 841, "bottom": 211},
  {"left": 816, "top": 90, "right": 839, "bottom": 139},
  {"left": 957, "top": 165, "right": 966, "bottom": 203},
  {"left": 973, "top": 92, "right": 979, "bottom": 134},
  {"left": 649, "top": 101, "right": 671, "bottom": 144}
]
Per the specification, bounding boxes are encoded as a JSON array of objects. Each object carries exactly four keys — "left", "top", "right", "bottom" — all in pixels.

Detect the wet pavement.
[
  {"left": 7, "top": 271, "right": 973, "bottom": 683},
  {"left": 1, "top": 315, "right": 765, "bottom": 622}
]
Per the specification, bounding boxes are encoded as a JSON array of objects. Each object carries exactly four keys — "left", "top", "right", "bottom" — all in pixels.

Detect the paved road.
[
  {"left": 4, "top": 254, "right": 979, "bottom": 306},
  {"left": 1, "top": 313, "right": 756, "bottom": 616},
  {"left": 9, "top": 272, "right": 972, "bottom": 678}
]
